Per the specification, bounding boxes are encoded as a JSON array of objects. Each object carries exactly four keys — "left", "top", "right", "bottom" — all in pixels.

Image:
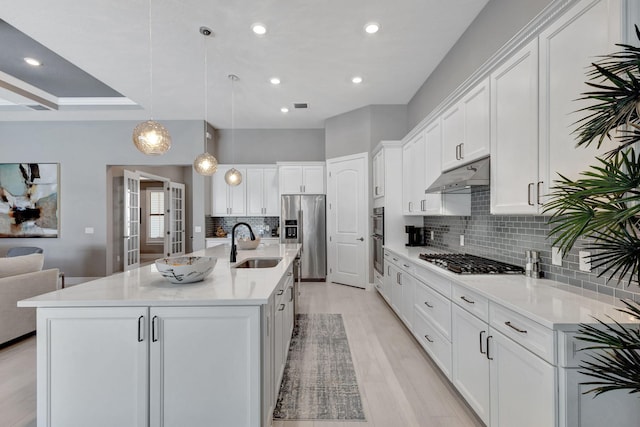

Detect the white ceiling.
[{"left": 0, "top": 0, "right": 489, "bottom": 129}]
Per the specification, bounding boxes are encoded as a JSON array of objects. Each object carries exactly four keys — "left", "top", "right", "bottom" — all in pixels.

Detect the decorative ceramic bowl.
[
  {"left": 237, "top": 237, "right": 260, "bottom": 250},
  {"left": 155, "top": 256, "right": 216, "bottom": 284}
]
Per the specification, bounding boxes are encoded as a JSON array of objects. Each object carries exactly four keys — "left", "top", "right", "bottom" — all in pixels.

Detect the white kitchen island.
[{"left": 19, "top": 243, "right": 301, "bottom": 427}]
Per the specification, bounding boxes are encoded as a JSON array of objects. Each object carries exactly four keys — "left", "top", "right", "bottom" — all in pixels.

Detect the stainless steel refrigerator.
[{"left": 280, "top": 194, "right": 326, "bottom": 280}]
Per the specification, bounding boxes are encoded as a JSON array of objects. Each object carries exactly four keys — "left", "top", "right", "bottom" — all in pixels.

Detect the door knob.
[{"left": 357, "top": 237, "right": 364, "bottom": 241}]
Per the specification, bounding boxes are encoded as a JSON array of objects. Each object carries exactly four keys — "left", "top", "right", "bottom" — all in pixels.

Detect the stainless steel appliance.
[
  {"left": 372, "top": 207, "right": 384, "bottom": 275},
  {"left": 280, "top": 195, "right": 326, "bottom": 280},
  {"left": 419, "top": 253, "right": 525, "bottom": 275}
]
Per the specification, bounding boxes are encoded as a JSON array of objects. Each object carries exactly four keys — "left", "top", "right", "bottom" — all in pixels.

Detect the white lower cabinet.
[
  {"left": 452, "top": 304, "right": 491, "bottom": 425},
  {"left": 37, "top": 305, "right": 262, "bottom": 427},
  {"left": 273, "top": 267, "right": 295, "bottom": 394},
  {"left": 488, "top": 328, "right": 555, "bottom": 427}
]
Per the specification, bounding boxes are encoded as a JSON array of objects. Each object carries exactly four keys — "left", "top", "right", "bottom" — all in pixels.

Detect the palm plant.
[{"left": 544, "top": 26, "right": 640, "bottom": 396}]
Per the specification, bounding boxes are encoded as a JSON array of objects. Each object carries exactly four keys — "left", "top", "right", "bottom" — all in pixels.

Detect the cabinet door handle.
[
  {"left": 277, "top": 289, "right": 284, "bottom": 296},
  {"left": 527, "top": 183, "right": 534, "bottom": 206},
  {"left": 152, "top": 315, "right": 158, "bottom": 342},
  {"left": 396, "top": 272, "right": 401, "bottom": 284},
  {"left": 137, "top": 315, "right": 144, "bottom": 342},
  {"left": 479, "top": 330, "right": 486, "bottom": 354},
  {"left": 387, "top": 266, "right": 391, "bottom": 276},
  {"left": 424, "top": 335, "right": 434, "bottom": 343},
  {"left": 505, "top": 321, "right": 528, "bottom": 334},
  {"left": 459, "top": 142, "right": 464, "bottom": 159},
  {"left": 424, "top": 301, "right": 433, "bottom": 308},
  {"left": 460, "top": 296, "right": 475, "bottom": 304},
  {"left": 537, "top": 181, "right": 544, "bottom": 205},
  {"left": 278, "top": 303, "right": 286, "bottom": 311},
  {"left": 289, "top": 286, "right": 294, "bottom": 302},
  {"left": 486, "top": 335, "right": 494, "bottom": 360},
  {"left": 409, "top": 201, "right": 413, "bottom": 212},
  {"left": 455, "top": 144, "right": 460, "bottom": 160}
]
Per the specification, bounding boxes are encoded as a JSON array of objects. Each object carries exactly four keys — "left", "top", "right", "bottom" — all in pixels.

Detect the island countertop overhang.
[{"left": 18, "top": 243, "right": 301, "bottom": 308}]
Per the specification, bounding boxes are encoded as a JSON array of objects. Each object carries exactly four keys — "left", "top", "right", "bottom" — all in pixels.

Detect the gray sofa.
[{"left": 0, "top": 261, "right": 59, "bottom": 345}]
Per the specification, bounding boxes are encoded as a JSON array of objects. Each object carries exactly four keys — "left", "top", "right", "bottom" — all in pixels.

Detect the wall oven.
[{"left": 372, "top": 207, "right": 384, "bottom": 275}]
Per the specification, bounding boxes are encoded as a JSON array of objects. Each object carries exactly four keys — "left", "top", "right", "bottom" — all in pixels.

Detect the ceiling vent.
[{"left": 293, "top": 103, "right": 308, "bottom": 109}]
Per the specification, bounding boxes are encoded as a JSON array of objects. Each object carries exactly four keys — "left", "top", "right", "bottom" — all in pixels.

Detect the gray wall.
[
  {"left": 407, "top": 0, "right": 553, "bottom": 129},
  {"left": 325, "top": 105, "right": 407, "bottom": 159},
  {"left": 215, "top": 129, "right": 325, "bottom": 164},
  {"left": 0, "top": 120, "right": 207, "bottom": 278}
]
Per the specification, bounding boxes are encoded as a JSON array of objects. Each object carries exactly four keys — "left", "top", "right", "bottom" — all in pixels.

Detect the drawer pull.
[
  {"left": 505, "top": 321, "right": 528, "bottom": 334},
  {"left": 137, "top": 316, "right": 144, "bottom": 342},
  {"left": 479, "top": 330, "right": 486, "bottom": 354},
  {"left": 460, "top": 296, "right": 475, "bottom": 304},
  {"left": 393, "top": 257, "right": 399, "bottom": 261},
  {"left": 277, "top": 290, "right": 284, "bottom": 296},
  {"left": 424, "top": 335, "right": 434, "bottom": 343},
  {"left": 278, "top": 304, "right": 286, "bottom": 311},
  {"left": 403, "top": 264, "right": 410, "bottom": 268},
  {"left": 424, "top": 301, "right": 433, "bottom": 308}
]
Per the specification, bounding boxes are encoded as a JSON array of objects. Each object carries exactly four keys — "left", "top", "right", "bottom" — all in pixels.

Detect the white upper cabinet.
[
  {"left": 423, "top": 120, "right": 445, "bottom": 215},
  {"left": 490, "top": 38, "right": 540, "bottom": 214},
  {"left": 246, "top": 167, "right": 279, "bottom": 216},
  {"left": 212, "top": 165, "right": 247, "bottom": 216},
  {"left": 402, "top": 131, "right": 426, "bottom": 215},
  {"left": 372, "top": 150, "right": 385, "bottom": 199},
  {"left": 538, "top": 0, "right": 622, "bottom": 208},
  {"left": 278, "top": 163, "right": 325, "bottom": 195},
  {"left": 442, "top": 78, "right": 490, "bottom": 171}
]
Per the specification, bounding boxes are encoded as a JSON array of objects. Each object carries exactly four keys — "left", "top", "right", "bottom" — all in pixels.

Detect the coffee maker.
[{"left": 406, "top": 225, "right": 428, "bottom": 247}]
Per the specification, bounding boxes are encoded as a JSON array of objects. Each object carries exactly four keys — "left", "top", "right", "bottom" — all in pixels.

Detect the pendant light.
[
  {"left": 132, "top": 0, "right": 172, "bottom": 155},
  {"left": 225, "top": 74, "right": 242, "bottom": 186},
  {"left": 193, "top": 26, "right": 218, "bottom": 176}
]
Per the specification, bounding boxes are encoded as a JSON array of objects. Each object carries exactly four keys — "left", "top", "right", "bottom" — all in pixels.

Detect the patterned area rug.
[{"left": 273, "top": 313, "right": 366, "bottom": 421}]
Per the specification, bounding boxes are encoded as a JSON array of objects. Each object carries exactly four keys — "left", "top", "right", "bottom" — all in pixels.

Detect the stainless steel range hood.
[{"left": 425, "top": 157, "right": 490, "bottom": 193}]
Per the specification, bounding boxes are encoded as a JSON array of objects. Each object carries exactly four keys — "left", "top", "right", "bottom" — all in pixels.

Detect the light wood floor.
[
  {"left": 0, "top": 282, "right": 483, "bottom": 427},
  {"left": 274, "top": 282, "right": 484, "bottom": 427}
]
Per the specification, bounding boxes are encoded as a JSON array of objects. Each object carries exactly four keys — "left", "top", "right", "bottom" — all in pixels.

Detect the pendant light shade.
[
  {"left": 133, "top": 0, "right": 171, "bottom": 156},
  {"left": 225, "top": 74, "right": 242, "bottom": 186},
  {"left": 194, "top": 152, "right": 218, "bottom": 176},
  {"left": 225, "top": 167, "right": 242, "bottom": 186},
  {"left": 133, "top": 120, "right": 172, "bottom": 155}
]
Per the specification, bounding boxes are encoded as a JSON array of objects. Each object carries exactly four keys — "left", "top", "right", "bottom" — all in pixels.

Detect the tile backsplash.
[
  {"left": 423, "top": 187, "right": 640, "bottom": 303},
  {"left": 206, "top": 216, "right": 280, "bottom": 238}
]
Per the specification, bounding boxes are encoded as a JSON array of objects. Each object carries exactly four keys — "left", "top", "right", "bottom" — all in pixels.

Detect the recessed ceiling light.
[
  {"left": 252, "top": 24, "right": 267, "bottom": 35},
  {"left": 281, "top": 107, "right": 289, "bottom": 113},
  {"left": 24, "top": 57, "right": 41, "bottom": 67},
  {"left": 364, "top": 23, "right": 380, "bottom": 34},
  {"left": 352, "top": 76, "right": 363, "bottom": 84},
  {"left": 270, "top": 77, "right": 281, "bottom": 85}
]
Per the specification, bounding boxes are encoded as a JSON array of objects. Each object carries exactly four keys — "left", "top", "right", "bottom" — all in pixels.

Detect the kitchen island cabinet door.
[
  {"left": 36, "top": 307, "right": 149, "bottom": 427},
  {"left": 489, "top": 329, "right": 556, "bottom": 427},
  {"left": 149, "top": 306, "right": 261, "bottom": 427},
  {"left": 451, "top": 305, "right": 491, "bottom": 426}
]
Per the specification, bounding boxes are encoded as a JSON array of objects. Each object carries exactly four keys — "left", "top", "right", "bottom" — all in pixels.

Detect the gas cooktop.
[{"left": 418, "top": 253, "right": 524, "bottom": 275}]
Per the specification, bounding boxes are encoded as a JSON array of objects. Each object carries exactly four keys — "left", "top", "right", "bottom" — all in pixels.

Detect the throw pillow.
[{"left": 0, "top": 253, "right": 45, "bottom": 278}]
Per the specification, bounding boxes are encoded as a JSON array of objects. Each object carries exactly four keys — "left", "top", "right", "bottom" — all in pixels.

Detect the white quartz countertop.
[
  {"left": 384, "top": 245, "right": 639, "bottom": 330},
  {"left": 19, "top": 244, "right": 301, "bottom": 308}
]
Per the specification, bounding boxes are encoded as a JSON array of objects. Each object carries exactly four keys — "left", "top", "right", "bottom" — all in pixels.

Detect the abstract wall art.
[{"left": 0, "top": 163, "right": 59, "bottom": 237}]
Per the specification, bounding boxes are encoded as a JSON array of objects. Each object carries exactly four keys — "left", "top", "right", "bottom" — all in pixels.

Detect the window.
[{"left": 147, "top": 188, "right": 165, "bottom": 243}]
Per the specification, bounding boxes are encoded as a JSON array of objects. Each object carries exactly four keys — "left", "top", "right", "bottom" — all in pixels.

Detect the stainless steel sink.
[{"left": 233, "top": 257, "right": 282, "bottom": 269}]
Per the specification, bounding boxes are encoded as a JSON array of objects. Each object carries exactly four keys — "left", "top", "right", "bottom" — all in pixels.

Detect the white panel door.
[
  {"left": 228, "top": 167, "right": 247, "bottom": 216},
  {"left": 149, "top": 306, "right": 261, "bottom": 427},
  {"left": 539, "top": 0, "right": 622, "bottom": 206},
  {"left": 424, "top": 119, "right": 444, "bottom": 215},
  {"left": 37, "top": 307, "right": 149, "bottom": 427},
  {"left": 327, "top": 153, "right": 367, "bottom": 288},
  {"left": 461, "top": 77, "right": 490, "bottom": 164},
  {"left": 169, "top": 182, "right": 185, "bottom": 256},
  {"left": 441, "top": 103, "right": 465, "bottom": 171},
  {"left": 211, "top": 166, "right": 230, "bottom": 216},
  {"left": 491, "top": 38, "right": 539, "bottom": 214},
  {"left": 123, "top": 170, "right": 140, "bottom": 271}
]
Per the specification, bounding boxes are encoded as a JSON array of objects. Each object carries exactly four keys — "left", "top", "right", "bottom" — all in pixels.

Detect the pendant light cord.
[
  {"left": 148, "top": 0, "right": 154, "bottom": 120},
  {"left": 204, "top": 32, "right": 208, "bottom": 153},
  {"left": 231, "top": 75, "right": 235, "bottom": 165}
]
